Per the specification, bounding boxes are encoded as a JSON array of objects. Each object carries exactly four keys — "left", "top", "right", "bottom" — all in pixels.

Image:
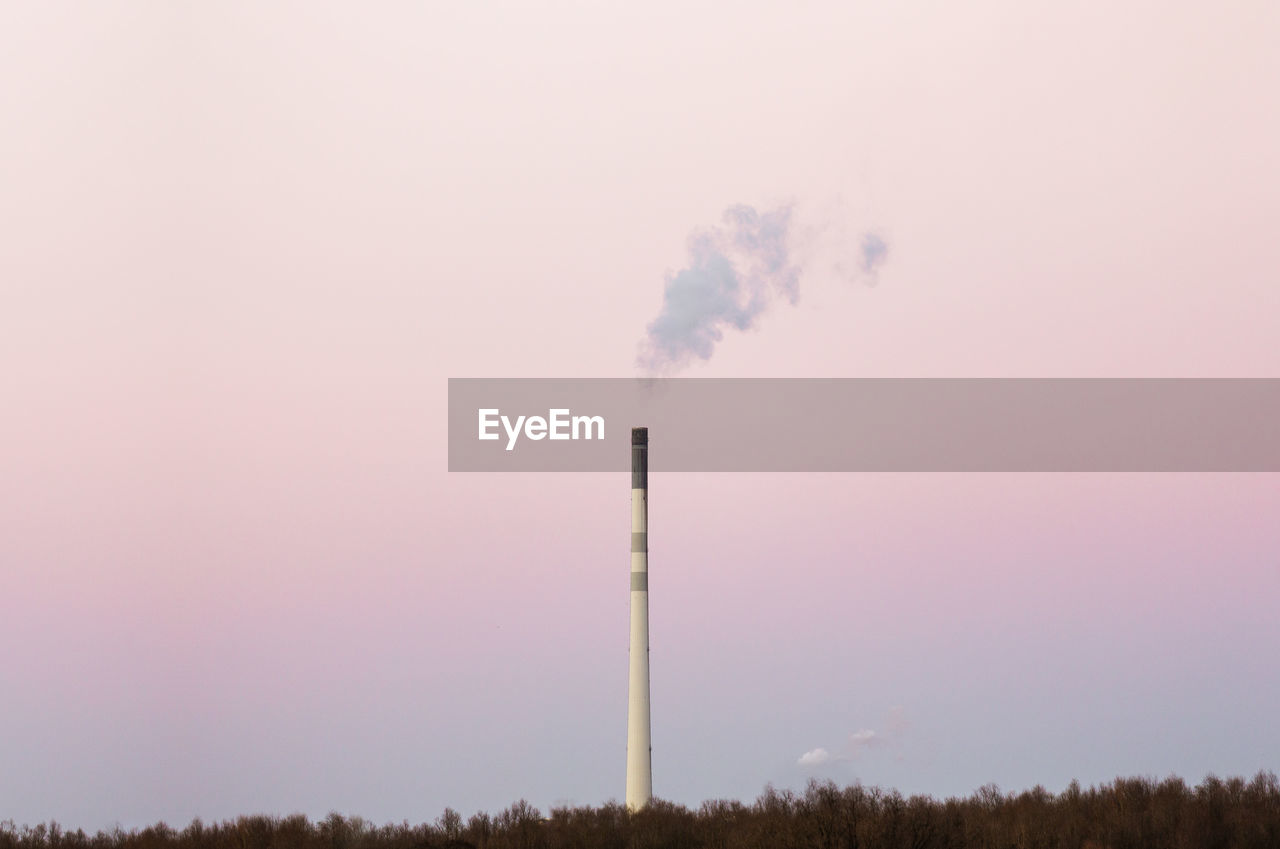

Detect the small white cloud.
[
  {"left": 797, "top": 747, "right": 833, "bottom": 766},
  {"left": 849, "top": 729, "right": 879, "bottom": 748},
  {"left": 797, "top": 709, "right": 911, "bottom": 771}
]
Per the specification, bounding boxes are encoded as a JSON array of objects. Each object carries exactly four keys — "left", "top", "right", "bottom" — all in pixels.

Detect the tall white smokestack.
[{"left": 626, "top": 426, "right": 652, "bottom": 809}]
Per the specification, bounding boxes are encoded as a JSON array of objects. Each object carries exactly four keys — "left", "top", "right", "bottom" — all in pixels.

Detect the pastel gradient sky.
[{"left": 3, "top": 0, "right": 1279, "bottom": 831}]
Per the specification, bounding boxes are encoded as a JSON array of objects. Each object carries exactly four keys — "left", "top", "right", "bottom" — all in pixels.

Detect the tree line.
[{"left": 4, "top": 773, "right": 1278, "bottom": 849}]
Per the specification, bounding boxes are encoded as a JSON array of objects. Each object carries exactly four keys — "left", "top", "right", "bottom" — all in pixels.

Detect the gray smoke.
[
  {"left": 830, "top": 229, "right": 890, "bottom": 285},
  {"left": 637, "top": 204, "right": 800, "bottom": 373},
  {"left": 861, "top": 232, "right": 888, "bottom": 275}
]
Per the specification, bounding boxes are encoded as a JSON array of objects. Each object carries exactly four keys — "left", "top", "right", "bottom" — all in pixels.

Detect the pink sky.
[{"left": 2, "top": 0, "right": 1278, "bottom": 830}]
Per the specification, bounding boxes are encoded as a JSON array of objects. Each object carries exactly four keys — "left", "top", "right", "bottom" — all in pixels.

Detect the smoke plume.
[
  {"left": 860, "top": 232, "right": 888, "bottom": 276},
  {"left": 637, "top": 204, "right": 890, "bottom": 373},
  {"left": 636, "top": 204, "right": 800, "bottom": 374}
]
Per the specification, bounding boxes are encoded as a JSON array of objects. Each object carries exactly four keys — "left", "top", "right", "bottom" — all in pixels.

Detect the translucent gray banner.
[{"left": 447, "top": 379, "right": 1280, "bottom": 471}]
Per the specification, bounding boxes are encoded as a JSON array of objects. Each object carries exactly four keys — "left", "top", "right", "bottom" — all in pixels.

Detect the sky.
[{"left": 2, "top": 0, "right": 1279, "bottom": 832}]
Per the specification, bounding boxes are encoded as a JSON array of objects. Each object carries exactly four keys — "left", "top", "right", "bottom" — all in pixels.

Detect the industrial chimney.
[{"left": 626, "top": 427, "right": 652, "bottom": 809}]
